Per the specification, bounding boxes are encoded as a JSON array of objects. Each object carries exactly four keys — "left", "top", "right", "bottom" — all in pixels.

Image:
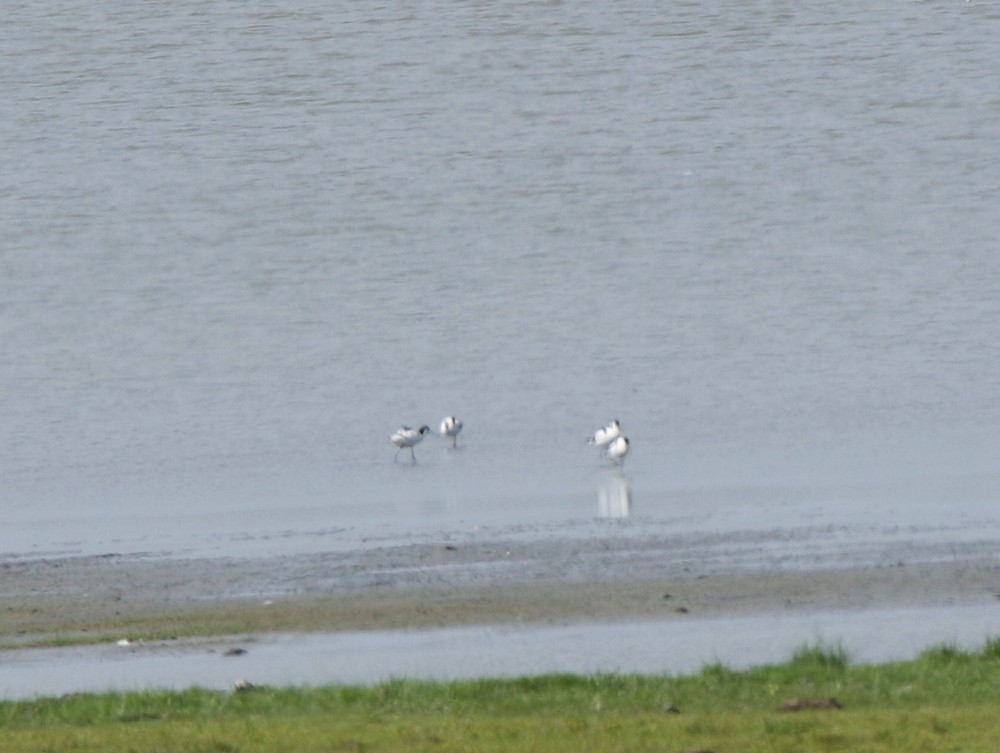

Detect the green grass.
[{"left": 3, "top": 638, "right": 1000, "bottom": 751}]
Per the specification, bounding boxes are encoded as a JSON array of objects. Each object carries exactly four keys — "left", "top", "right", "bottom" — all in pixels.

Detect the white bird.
[
  {"left": 588, "top": 419, "right": 621, "bottom": 448},
  {"left": 439, "top": 416, "right": 463, "bottom": 448},
  {"left": 391, "top": 425, "right": 430, "bottom": 463},
  {"left": 605, "top": 435, "right": 630, "bottom": 465}
]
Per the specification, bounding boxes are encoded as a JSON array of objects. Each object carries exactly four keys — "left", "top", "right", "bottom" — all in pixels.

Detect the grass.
[{"left": 2, "top": 638, "right": 1000, "bottom": 751}]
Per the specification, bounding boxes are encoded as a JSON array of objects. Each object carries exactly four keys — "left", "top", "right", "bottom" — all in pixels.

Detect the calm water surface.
[
  {"left": 3, "top": 1, "right": 1000, "bottom": 557},
  {"left": 5, "top": 604, "right": 1000, "bottom": 699}
]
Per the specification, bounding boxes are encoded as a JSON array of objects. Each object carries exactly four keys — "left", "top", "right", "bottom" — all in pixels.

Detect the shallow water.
[
  {"left": 3, "top": 4, "right": 1000, "bottom": 560},
  {"left": 4, "top": 603, "right": 1000, "bottom": 700},
  {"left": 5, "top": 469, "right": 1000, "bottom": 563}
]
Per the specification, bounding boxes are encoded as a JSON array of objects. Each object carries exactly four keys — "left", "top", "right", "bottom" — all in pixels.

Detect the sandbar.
[{"left": 3, "top": 523, "right": 998, "bottom": 646}]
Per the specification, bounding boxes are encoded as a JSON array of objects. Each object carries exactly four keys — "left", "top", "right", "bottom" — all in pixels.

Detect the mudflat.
[{"left": 4, "top": 523, "right": 998, "bottom": 645}]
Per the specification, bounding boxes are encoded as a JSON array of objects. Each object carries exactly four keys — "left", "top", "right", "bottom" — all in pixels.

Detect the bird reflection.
[{"left": 597, "top": 469, "right": 632, "bottom": 519}]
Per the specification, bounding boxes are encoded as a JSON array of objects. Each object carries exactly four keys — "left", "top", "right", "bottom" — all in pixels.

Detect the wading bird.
[
  {"left": 605, "top": 435, "right": 630, "bottom": 466},
  {"left": 439, "top": 415, "right": 463, "bottom": 448},
  {"left": 588, "top": 419, "right": 621, "bottom": 449},
  {"left": 391, "top": 425, "right": 430, "bottom": 463}
]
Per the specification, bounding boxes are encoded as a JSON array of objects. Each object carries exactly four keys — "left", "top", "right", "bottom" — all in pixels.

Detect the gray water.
[
  {"left": 3, "top": 1, "right": 1000, "bottom": 558},
  {"left": 5, "top": 603, "right": 1000, "bottom": 699}
]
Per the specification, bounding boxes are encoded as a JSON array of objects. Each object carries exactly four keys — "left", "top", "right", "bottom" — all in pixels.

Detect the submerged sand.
[{"left": 3, "top": 522, "right": 999, "bottom": 645}]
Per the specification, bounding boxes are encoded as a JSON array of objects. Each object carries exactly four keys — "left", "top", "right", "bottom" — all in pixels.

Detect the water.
[
  {"left": 5, "top": 604, "right": 1000, "bottom": 699},
  {"left": 3, "top": 1, "right": 1000, "bottom": 559}
]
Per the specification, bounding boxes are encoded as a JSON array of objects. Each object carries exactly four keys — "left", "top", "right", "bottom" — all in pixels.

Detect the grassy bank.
[{"left": 3, "top": 640, "right": 1000, "bottom": 752}]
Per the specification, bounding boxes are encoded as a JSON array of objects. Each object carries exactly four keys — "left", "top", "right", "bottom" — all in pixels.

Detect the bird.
[
  {"left": 605, "top": 435, "right": 630, "bottom": 465},
  {"left": 588, "top": 419, "right": 621, "bottom": 448},
  {"left": 390, "top": 425, "right": 430, "bottom": 463},
  {"left": 439, "top": 416, "right": 463, "bottom": 448}
]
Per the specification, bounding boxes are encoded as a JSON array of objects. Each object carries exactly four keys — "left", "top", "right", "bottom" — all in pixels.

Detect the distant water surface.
[{"left": 3, "top": 1, "right": 1000, "bottom": 557}]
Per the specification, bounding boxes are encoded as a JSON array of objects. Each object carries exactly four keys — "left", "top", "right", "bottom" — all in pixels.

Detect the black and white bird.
[
  {"left": 588, "top": 419, "right": 621, "bottom": 449},
  {"left": 391, "top": 425, "right": 431, "bottom": 463},
  {"left": 439, "top": 416, "right": 463, "bottom": 448},
  {"left": 605, "top": 435, "right": 630, "bottom": 465}
]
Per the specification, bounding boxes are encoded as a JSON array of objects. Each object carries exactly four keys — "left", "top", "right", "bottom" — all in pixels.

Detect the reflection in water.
[{"left": 597, "top": 470, "right": 632, "bottom": 518}]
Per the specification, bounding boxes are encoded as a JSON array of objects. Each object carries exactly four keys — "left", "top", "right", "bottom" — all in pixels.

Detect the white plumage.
[
  {"left": 439, "top": 416, "right": 463, "bottom": 448},
  {"left": 391, "top": 425, "right": 430, "bottom": 463},
  {"left": 605, "top": 435, "right": 630, "bottom": 465},
  {"left": 588, "top": 419, "right": 621, "bottom": 448}
]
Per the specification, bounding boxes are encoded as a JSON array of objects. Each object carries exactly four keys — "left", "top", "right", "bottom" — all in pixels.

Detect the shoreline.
[
  {"left": 4, "top": 539, "right": 999, "bottom": 647},
  {"left": 3, "top": 528, "right": 999, "bottom": 699}
]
